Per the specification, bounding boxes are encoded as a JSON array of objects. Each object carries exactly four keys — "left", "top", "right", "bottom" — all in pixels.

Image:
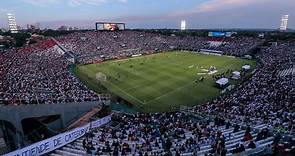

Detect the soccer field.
[{"left": 74, "top": 51, "right": 256, "bottom": 113}]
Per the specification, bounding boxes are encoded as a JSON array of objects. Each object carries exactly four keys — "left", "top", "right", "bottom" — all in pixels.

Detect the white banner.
[
  {"left": 5, "top": 114, "right": 112, "bottom": 156},
  {"left": 90, "top": 114, "right": 112, "bottom": 129}
]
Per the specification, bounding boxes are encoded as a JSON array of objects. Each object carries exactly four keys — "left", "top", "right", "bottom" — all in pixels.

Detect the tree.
[
  {"left": 12, "top": 33, "right": 31, "bottom": 47},
  {"left": 41, "top": 29, "right": 78, "bottom": 37}
]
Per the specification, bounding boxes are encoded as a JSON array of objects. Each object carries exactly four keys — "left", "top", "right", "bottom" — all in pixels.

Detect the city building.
[
  {"left": 280, "top": 15, "right": 289, "bottom": 31},
  {"left": 7, "top": 13, "right": 18, "bottom": 33}
]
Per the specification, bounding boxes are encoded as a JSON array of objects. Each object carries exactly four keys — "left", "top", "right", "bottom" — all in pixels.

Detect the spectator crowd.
[
  {"left": 0, "top": 30, "right": 262, "bottom": 105},
  {"left": 0, "top": 30, "right": 294, "bottom": 155},
  {"left": 55, "top": 111, "right": 293, "bottom": 156},
  {"left": 56, "top": 31, "right": 260, "bottom": 64},
  {"left": 193, "top": 41, "right": 295, "bottom": 135},
  {"left": 0, "top": 39, "right": 100, "bottom": 105}
]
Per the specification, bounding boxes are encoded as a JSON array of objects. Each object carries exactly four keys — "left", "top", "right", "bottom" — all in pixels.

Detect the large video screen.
[{"left": 96, "top": 23, "right": 125, "bottom": 31}]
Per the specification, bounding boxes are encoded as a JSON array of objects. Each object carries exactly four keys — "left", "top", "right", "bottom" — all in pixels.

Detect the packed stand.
[
  {"left": 1, "top": 30, "right": 262, "bottom": 105},
  {"left": 57, "top": 31, "right": 262, "bottom": 64},
  {"left": 49, "top": 39, "right": 294, "bottom": 156},
  {"left": 194, "top": 41, "right": 295, "bottom": 137},
  {"left": 50, "top": 112, "right": 283, "bottom": 156},
  {"left": 0, "top": 39, "right": 100, "bottom": 105},
  {"left": 204, "top": 37, "right": 261, "bottom": 56}
]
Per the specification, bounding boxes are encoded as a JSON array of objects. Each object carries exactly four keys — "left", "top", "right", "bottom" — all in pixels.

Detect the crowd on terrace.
[
  {"left": 205, "top": 37, "right": 260, "bottom": 56},
  {"left": 0, "top": 30, "right": 294, "bottom": 155},
  {"left": 56, "top": 31, "right": 260, "bottom": 64},
  {"left": 52, "top": 32, "right": 294, "bottom": 155},
  {"left": 193, "top": 41, "right": 295, "bottom": 135},
  {"left": 52, "top": 111, "right": 294, "bottom": 156},
  {"left": 0, "top": 30, "right": 260, "bottom": 105},
  {"left": 0, "top": 39, "right": 100, "bottom": 105}
]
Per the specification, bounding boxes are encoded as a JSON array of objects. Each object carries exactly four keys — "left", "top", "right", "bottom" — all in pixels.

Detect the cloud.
[
  {"left": 197, "top": 0, "right": 266, "bottom": 13},
  {"left": 68, "top": 0, "right": 107, "bottom": 7},
  {"left": 8, "top": 0, "right": 294, "bottom": 29},
  {"left": 170, "top": 0, "right": 295, "bottom": 29},
  {"left": 22, "top": 0, "right": 127, "bottom": 7},
  {"left": 0, "top": 8, "right": 11, "bottom": 13},
  {"left": 115, "top": 0, "right": 294, "bottom": 29},
  {"left": 173, "top": 0, "right": 269, "bottom": 16},
  {"left": 21, "top": 0, "right": 61, "bottom": 6},
  {"left": 68, "top": 0, "right": 127, "bottom": 6},
  {"left": 117, "top": 0, "right": 127, "bottom": 3}
]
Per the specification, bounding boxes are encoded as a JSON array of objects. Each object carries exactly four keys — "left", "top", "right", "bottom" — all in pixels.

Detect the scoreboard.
[{"left": 96, "top": 22, "right": 125, "bottom": 31}]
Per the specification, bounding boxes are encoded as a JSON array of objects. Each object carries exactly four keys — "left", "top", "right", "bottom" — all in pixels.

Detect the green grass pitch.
[{"left": 74, "top": 51, "right": 256, "bottom": 113}]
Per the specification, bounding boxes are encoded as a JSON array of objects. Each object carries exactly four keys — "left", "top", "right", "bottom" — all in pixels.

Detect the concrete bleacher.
[
  {"left": 177, "top": 123, "right": 272, "bottom": 156},
  {"left": 277, "top": 67, "right": 295, "bottom": 77},
  {"left": 198, "top": 123, "right": 270, "bottom": 155},
  {"left": 50, "top": 124, "right": 165, "bottom": 155},
  {"left": 50, "top": 119, "right": 275, "bottom": 156}
]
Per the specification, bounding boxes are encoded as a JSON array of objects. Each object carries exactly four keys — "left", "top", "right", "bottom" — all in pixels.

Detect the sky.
[{"left": 0, "top": 0, "right": 294, "bottom": 29}]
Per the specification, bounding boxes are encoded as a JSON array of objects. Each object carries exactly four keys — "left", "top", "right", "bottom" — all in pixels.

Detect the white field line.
[
  {"left": 105, "top": 81, "right": 145, "bottom": 105},
  {"left": 102, "top": 56, "right": 246, "bottom": 107},
  {"left": 145, "top": 61, "right": 243, "bottom": 104},
  {"left": 124, "top": 81, "right": 150, "bottom": 92},
  {"left": 146, "top": 81, "right": 195, "bottom": 104}
]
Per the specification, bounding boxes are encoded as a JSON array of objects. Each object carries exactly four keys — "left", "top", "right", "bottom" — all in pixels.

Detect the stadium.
[{"left": 0, "top": 11, "right": 294, "bottom": 156}]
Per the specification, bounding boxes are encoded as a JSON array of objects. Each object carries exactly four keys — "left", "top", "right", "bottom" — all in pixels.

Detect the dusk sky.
[{"left": 0, "top": 0, "right": 294, "bottom": 29}]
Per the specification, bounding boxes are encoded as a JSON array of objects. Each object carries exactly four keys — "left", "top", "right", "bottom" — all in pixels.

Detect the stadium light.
[{"left": 181, "top": 20, "right": 186, "bottom": 31}]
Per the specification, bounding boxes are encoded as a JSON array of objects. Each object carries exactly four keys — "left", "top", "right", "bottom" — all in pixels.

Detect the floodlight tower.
[
  {"left": 181, "top": 20, "right": 186, "bottom": 31},
  {"left": 279, "top": 15, "right": 289, "bottom": 31}
]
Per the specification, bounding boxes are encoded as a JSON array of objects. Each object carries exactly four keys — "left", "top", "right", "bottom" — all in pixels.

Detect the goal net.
[{"left": 96, "top": 72, "right": 107, "bottom": 82}]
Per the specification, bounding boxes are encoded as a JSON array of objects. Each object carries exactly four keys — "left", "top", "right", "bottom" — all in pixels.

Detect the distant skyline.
[{"left": 0, "top": 0, "right": 294, "bottom": 29}]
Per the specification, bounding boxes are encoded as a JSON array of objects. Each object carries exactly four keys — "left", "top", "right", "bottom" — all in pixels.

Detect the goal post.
[{"left": 96, "top": 72, "right": 107, "bottom": 82}]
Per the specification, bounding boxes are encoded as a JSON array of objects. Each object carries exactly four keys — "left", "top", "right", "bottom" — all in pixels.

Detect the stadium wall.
[
  {"left": 0, "top": 101, "right": 103, "bottom": 149},
  {"left": 4, "top": 114, "right": 112, "bottom": 156}
]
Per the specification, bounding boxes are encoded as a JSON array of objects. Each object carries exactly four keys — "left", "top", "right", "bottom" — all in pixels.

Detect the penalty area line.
[
  {"left": 105, "top": 81, "right": 145, "bottom": 105},
  {"left": 146, "top": 81, "right": 195, "bottom": 104}
]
